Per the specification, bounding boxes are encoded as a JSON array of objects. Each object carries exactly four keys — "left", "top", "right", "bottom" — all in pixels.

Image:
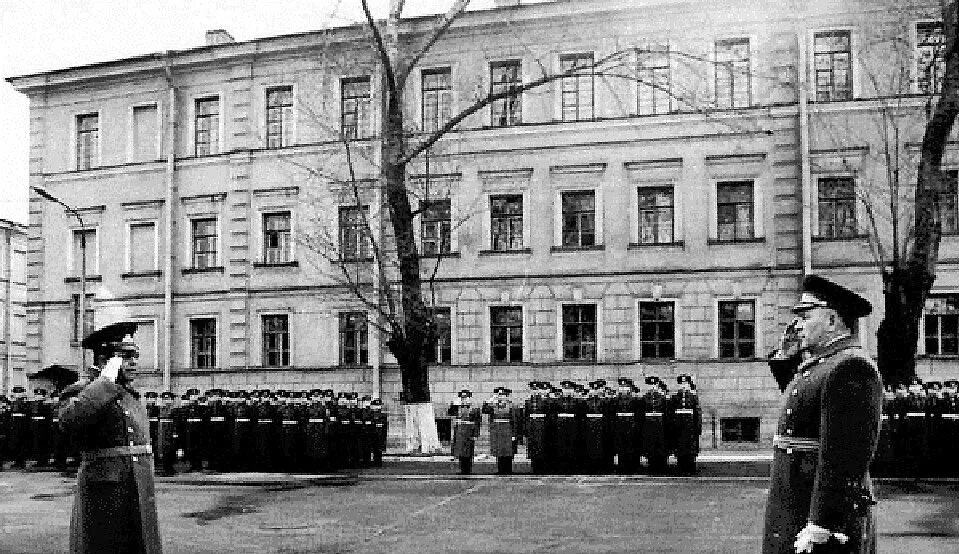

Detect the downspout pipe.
[
  {"left": 162, "top": 54, "right": 176, "bottom": 392},
  {"left": 798, "top": 26, "right": 813, "bottom": 275}
]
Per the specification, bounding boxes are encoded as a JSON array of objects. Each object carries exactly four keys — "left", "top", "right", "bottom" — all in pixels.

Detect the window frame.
[
  {"left": 192, "top": 95, "right": 223, "bottom": 157},
  {"left": 74, "top": 111, "right": 102, "bottom": 170},
  {"left": 424, "top": 306, "right": 454, "bottom": 365},
  {"left": 815, "top": 175, "right": 859, "bottom": 239},
  {"left": 130, "top": 318, "right": 160, "bottom": 372},
  {"left": 340, "top": 76, "right": 373, "bottom": 140},
  {"left": 488, "top": 304, "right": 526, "bottom": 364},
  {"left": 338, "top": 205, "right": 372, "bottom": 262},
  {"left": 558, "top": 52, "right": 595, "bottom": 122},
  {"left": 558, "top": 190, "right": 598, "bottom": 248},
  {"left": 126, "top": 220, "right": 159, "bottom": 273},
  {"left": 261, "top": 210, "right": 294, "bottom": 264},
  {"left": 420, "top": 66, "right": 454, "bottom": 133},
  {"left": 420, "top": 198, "right": 452, "bottom": 257},
  {"left": 714, "top": 36, "right": 752, "bottom": 109},
  {"left": 920, "top": 292, "right": 959, "bottom": 356},
  {"left": 556, "top": 301, "right": 601, "bottom": 362},
  {"left": 809, "top": 28, "right": 857, "bottom": 102},
  {"left": 489, "top": 193, "right": 526, "bottom": 252},
  {"left": 489, "top": 59, "right": 524, "bottom": 127},
  {"left": 190, "top": 217, "right": 220, "bottom": 269},
  {"left": 261, "top": 312, "right": 291, "bottom": 368},
  {"left": 338, "top": 310, "right": 370, "bottom": 367},
  {"left": 714, "top": 180, "right": 756, "bottom": 242},
  {"left": 635, "top": 299, "right": 679, "bottom": 360},
  {"left": 128, "top": 102, "right": 162, "bottom": 163},
  {"left": 265, "top": 84, "right": 296, "bottom": 149},
  {"left": 188, "top": 316, "right": 218, "bottom": 370},
  {"left": 914, "top": 20, "right": 946, "bottom": 95},
  {"left": 636, "top": 185, "right": 677, "bottom": 245},
  {"left": 70, "top": 227, "right": 99, "bottom": 276},
  {"left": 715, "top": 298, "right": 759, "bottom": 360}
]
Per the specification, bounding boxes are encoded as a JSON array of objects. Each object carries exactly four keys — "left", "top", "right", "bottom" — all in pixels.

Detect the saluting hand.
[{"left": 100, "top": 356, "right": 122, "bottom": 383}]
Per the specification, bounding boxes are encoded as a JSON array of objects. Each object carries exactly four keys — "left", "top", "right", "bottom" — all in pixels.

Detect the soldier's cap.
[
  {"left": 617, "top": 377, "right": 633, "bottom": 387},
  {"left": 34, "top": 388, "right": 46, "bottom": 396},
  {"left": 161, "top": 391, "right": 175, "bottom": 399},
  {"left": 370, "top": 398, "right": 382, "bottom": 406},
  {"left": 49, "top": 391, "right": 59, "bottom": 398},
  {"left": 197, "top": 396, "right": 208, "bottom": 403},
  {"left": 792, "top": 275, "right": 872, "bottom": 320},
  {"left": 12, "top": 385, "right": 26, "bottom": 394},
  {"left": 309, "top": 389, "right": 323, "bottom": 396},
  {"left": 645, "top": 376, "right": 659, "bottom": 385},
  {"left": 81, "top": 321, "right": 139, "bottom": 356},
  {"left": 630, "top": 385, "right": 641, "bottom": 394},
  {"left": 593, "top": 379, "right": 607, "bottom": 388},
  {"left": 186, "top": 388, "right": 200, "bottom": 396},
  {"left": 944, "top": 380, "right": 959, "bottom": 388},
  {"left": 527, "top": 381, "right": 541, "bottom": 389},
  {"left": 350, "top": 392, "right": 360, "bottom": 399},
  {"left": 502, "top": 388, "right": 512, "bottom": 395},
  {"left": 360, "top": 394, "right": 372, "bottom": 401},
  {"left": 144, "top": 391, "right": 159, "bottom": 399},
  {"left": 560, "top": 380, "right": 575, "bottom": 388},
  {"left": 909, "top": 376, "right": 923, "bottom": 385},
  {"left": 677, "top": 374, "right": 693, "bottom": 385},
  {"left": 925, "top": 381, "right": 942, "bottom": 389},
  {"left": 180, "top": 394, "right": 189, "bottom": 401}
]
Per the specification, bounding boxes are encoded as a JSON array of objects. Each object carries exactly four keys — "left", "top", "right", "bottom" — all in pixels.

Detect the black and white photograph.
[{"left": 1, "top": 1, "right": 958, "bottom": 552}]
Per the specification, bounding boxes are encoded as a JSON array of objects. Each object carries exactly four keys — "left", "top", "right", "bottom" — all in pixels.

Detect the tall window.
[
  {"left": 72, "top": 229, "right": 96, "bottom": 276},
  {"left": 490, "top": 194, "right": 524, "bottom": 251},
  {"left": 716, "top": 181, "right": 754, "bottom": 241},
  {"left": 941, "top": 170, "right": 959, "bottom": 234},
  {"left": 718, "top": 300, "right": 755, "bottom": 359},
  {"left": 129, "top": 222, "right": 156, "bottom": 273},
  {"left": 190, "top": 318, "right": 217, "bottom": 369},
  {"left": 917, "top": 22, "right": 945, "bottom": 95},
  {"left": 339, "top": 312, "right": 369, "bottom": 366},
  {"left": 490, "top": 61, "right": 522, "bottom": 127},
  {"left": 490, "top": 306, "right": 523, "bottom": 363},
  {"left": 132, "top": 105, "right": 158, "bottom": 162},
  {"left": 341, "top": 77, "right": 371, "bottom": 139},
  {"left": 639, "top": 301, "right": 675, "bottom": 359},
  {"left": 715, "top": 38, "right": 751, "bottom": 108},
  {"left": 194, "top": 97, "right": 220, "bottom": 156},
  {"left": 562, "top": 304, "right": 597, "bottom": 361},
  {"left": 425, "top": 307, "right": 452, "bottom": 365},
  {"left": 925, "top": 295, "right": 959, "bottom": 355},
  {"left": 263, "top": 212, "right": 292, "bottom": 264},
  {"left": 191, "top": 218, "right": 218, "bottom": 269},
  {"left": 638, "top": 53, "right": 671, "bottom": 115},
  {"left": 818, "top": 177, "right": 857, "bottom": 238},
  {"left": 638, "top": 187, "right": 675, "bottom": 244},
  {"left": 262, "top": 314, "right": 290, "bottom": 367},
  {"left": 76, "top": 113, "right": 99, "bottom": 170},
  {"left": 421, "top": 199, "right": 451, "bottom": 256},
  {"left": 560, "top": 53, "right": 594, "bottom": 121},
  {"left": 339, "top": 206, "right": 371, "bottom": 261},
  {"left": 71, "top": 293, "right": 94, "bottom": 343},
  {"left": 266, "top": 86, "right": 294, "bottom": 149},
  {"left": 561, "top": 191, "right": 596, "bottom": 247},
  {"left": 422, "top": 68, "right": 452, "bottom": 132},
  {"left": 814, "top": 31, "right": 853, "bottom": 102}
]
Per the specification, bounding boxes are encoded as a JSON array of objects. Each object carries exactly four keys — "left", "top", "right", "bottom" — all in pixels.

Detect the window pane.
[{"left": 129, "top": 223, "right": 155, "bottom": 272}]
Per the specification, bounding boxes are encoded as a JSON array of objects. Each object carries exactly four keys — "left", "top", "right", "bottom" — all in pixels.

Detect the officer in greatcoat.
[
  {"left": 584, "top": 380, "right": 611, "bottom": 473},
  {"left": 942, "top": 380, "right": 959, "bottom": 477},
  {"left": 156, "top": 392, "right": 177, "bottom": 476},
  {"left": 0, "top": 394, "right": 10, "bottom": 470},
  {"left": 667, "top": 374, "right": 702, "bottom": 474},
  {"left": 641, "top": 376, "right": 668, "bottom": 474},
  {"left": 144, "top": 392, "right": 160, "bottom": 456},
  {"left": 181, "top": 390, "right": 205, "bottom": 472},
  {"left": 484, "top": 387, "right": 519, "bottom": 475},
  {"left": 448, "top": 389, "right": 482, "bottom": 474},
  {"left": 59, "top": 321, "right": 162, "bottom": 554},
  {"left": 762, "top": 275, "right": 882, "bottom": 554},
  {"left": 924, "top": 382, "right": 946, "bottom": 476},
  {"left": 612, "top": 378, "right": 641, "bottom": 474},
  {"left": 872, "top": 385, "right": 897, "bottom": 477},
  {"left": 901, "top": 377, "right": 928, "bottom": 477},
  {"left": 8, "top": 385, "right": 29, "bottom": 468},
  {"left": 523, "top": 381, "right": 549, "bottom": 475},
  {"left": 554, "top": 381, "right": 583, "bottom": 474},
  {"left": 371, "top": 397, "right": 388, "bottom": 467}
]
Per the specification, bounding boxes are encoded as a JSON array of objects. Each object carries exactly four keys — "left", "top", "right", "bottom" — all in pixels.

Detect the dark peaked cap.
[
  {"left": 81, "top": 322, "right": 138, "bottom": 353},
  {"left": 792, "top": 275, "right": 872, "bottom": 320}
]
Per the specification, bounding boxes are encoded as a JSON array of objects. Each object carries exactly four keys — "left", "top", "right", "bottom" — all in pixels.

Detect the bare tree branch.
[{"left": 398, "top": 0, "right": 472, "bottom": 88}]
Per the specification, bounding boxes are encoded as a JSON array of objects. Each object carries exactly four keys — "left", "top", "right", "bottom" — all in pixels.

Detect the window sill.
[
  {"left": 421, "top": 251, "right": 461, "bottom": 259},
  {"left": 707, "top": 238, "right": 765, "bottom": 246},
  {"left": 64, "top": 275, "right": 102, "bottom": 283},
  {"left": 253, "top": 261, "right": 299, "bottom": 268},
  {"left": 338, "top": 364, "right": 372, "bottom": 369},
  {"left": 550, "top": 245, "right": 605, "bottom": 253},
  {"left": 628, "top": 241, "right": 684, "bottom": 250},
  {"left": 478, "top": 248, "right": 532, "bottom": 256},
  {"left": 339, "top": 257, "right": 374, "bottom": 264},
  {"left": 181, "top": 266, "right": 225, "bottom": 275},
  {"left": 812, "top": 234, "right": 869, "bottom": 242},
  {"left": 121, "top": 270, "right": 162, "bottom": 279}
]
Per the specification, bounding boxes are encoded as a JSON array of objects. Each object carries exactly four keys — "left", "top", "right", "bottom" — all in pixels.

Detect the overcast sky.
[{"left": 0, "top": 0, "right": 517, "bottom": 224}]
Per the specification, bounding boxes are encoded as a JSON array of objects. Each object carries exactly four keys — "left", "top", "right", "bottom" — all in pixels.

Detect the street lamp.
[{"left": 32, "top": 186, "right": 88, "bottom": 372}]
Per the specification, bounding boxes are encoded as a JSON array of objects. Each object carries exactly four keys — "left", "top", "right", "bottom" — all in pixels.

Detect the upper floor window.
[
  {"left": 637, "top": 53, "right": 671, "bottom": 115},
  {"left": 266, "top": 86, "right": 294, "bottom": 149},
  {"left": 817, "top": 177, "right": 857, "bottom": 238},
  {"left": 716, "top": 181, "right": 754, "bottom": 241},
  {"left": 341, "top": 77, "right": 371, "bottom": 140},
  {"left": 128, "top": 222, "right": 157, "bottom": 273},
  {"left": 941, "top": 170, "right": 959, "bottom": 234},
  {"left": 639, "top": 301, "right": 676, "bottom": 359},
  {"left": 638, "top": 186, "right": 675, "bottom": 244},
  {"left": 190, "top": 318, "right": 217, "bottom": 369},
  {"left": 425, "top": 307, "right": 452, "bottom": 365},
  {"left": 72, "top": 229, "right": 97, "bottom": 276},
  {"left": 715, "top": 38, "right": 751, "bottom": 108},
  {"left": 422, "top": 68, "right": 453, "bottom": 133},
  {"left": 339, "top": 206, "right": 371, "bottom": 261},
  {"left": 917, "top": 21, "right": 945, "bottom": 95},
  {"left": 814, "top": 31, "right": 853, "bottom": 102},
  {"left": 490, "top": 194, "right": 524, "bottom": 251},
  {"left": 561, "top": 190, "right": 596, "bottom": 247},
  {"left": 72, "top": 293, "right": 94, "bottom": 343},
  {"left": 132, "top": 105, "right": 158, "bottom": 162},
  {"left": 76, "top": 113, "right": 99, "bottom": 170},
  {"left": 490, "top": 306, "right": 523, "bottom": 363},
  {"left": 339, "top": 311, "right": 369, "bottom": 366},
  {"left": 490, "top": 60, "right": 522, "bottom": 127},
  {"left": 421, "top": 199, "right": 451, "bottom": 256},
  {"left": 194, "top": 97, "right": 220, "bottom": 156},
  {"left": 560, "top": 52, "right": 594, "bottom": 121},
  {"left": 925, "top": 295, "right": 959, "bottom": 356},
  {"left": 262, "top": 314, "right": 290, "bottom": 367},
  {"left": 718, "top": 300, "right": 755, "bottom": 359},
  {"left": 263, "top": 212, "right": 293, "bottom": 264},
  {"left": 191, "top": 218, "right": 218, "bottom": 269},
  {"left": 562, "top": 304, "right": 597, "bottom": 361}
]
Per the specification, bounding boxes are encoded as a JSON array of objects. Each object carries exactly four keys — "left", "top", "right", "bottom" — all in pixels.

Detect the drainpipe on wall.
[
  {"left": 3, "top": 230, "right": 11, "bottom": 395},
  {"left": 162, "top": 54, "right": 177, "bottom": 392},
  {"left": 798, "top": 26, "right": 812, "bottom": 276}
]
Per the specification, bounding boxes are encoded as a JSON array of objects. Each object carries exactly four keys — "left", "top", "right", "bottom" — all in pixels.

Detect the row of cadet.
[
  {"left": 873, "top": 378, "right": 959, "bottom": 477},
  {"left": 0, "top": 386, "right": 389, "bottom": 474},
  {"left": 449, "top": 374, "right": 703, "bottom": 475}
]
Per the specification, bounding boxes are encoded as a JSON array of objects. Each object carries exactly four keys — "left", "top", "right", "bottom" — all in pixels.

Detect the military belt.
[
  {"left": 881, "top": 415, "right": 889, "bottom": 420},
  {"left": 308, "top": 418, "right": 325, "bottom": 423},
  {"left": 329, "top": 417, "right": 338, "bottom": 422},
  {"left": 558, "top": 414, "right": 575, "bottom": 418},
  {"left": 187, "top": 418, "right": 203, "bottom": 422},
  {"left": 376, "top": 423, "right": 384, "bottom": 427},
  {"left": 493, "top": 418, "right": 511, "bottom": 423},
  {"left": 529, "top": 413, "right": 546, "bottom": 419},
  {"left": 646, "top": 412, "right": 664, "bottom": 417},
  {"left": 31, "top": 416, "right": 45, "bottom": 420},
  {"left": 616, "top": 412, "right": 634, "bottom": 417},
  {"left": 235, "top": 418, "right": 251, "bottom": 422},
  {"left": 587, "top": 413, "right": 603, "bottom": 418},
  {"left": 674, "top": 409, "right": 694, "bottom": 415},
  {"left": 282, "top": 420, "right": 297, "bottom": 425},
  {"left": 81, "top": 444, "right": 153, "bottom": 462},
  {"left": 159, "top": 418, "right": 172, "bottom": 423},
  {"left": 942, "top": 414, "right": 959, "bottom": 420},
  {"left": 772, "top": 434, "right": 820, "bottom": 453},
  {"left": 454, "top": 419, "right": 474, "bottom": 424},
  {"left": 257, "top": 420, "right": 272, "bottom": 424},
  {"left": 209, "top": 416, "right": 226, "bottom": 422},
  {"left": 12, "top": 413, "right": 25, "bottom": 417},
  {"left": 906, "top": 412, "right": 926, "bottom": 418},
  {"left": 149, "top": 418, "right": 159, "bottom": 422},
  {"left": 365, "top": 421, "right": 373, "bottom": 425}
]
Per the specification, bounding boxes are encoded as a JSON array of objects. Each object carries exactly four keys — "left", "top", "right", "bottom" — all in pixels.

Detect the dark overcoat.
[
  {"left": 762, "top": 337, "right": 882, "bottom": 554},
  {"left": 449, "top": 404, "right": 481, "bottom": 459},
  {"left": 666, "top": 390, "right": 702, "bottom": 459},
  {"left": 59, "top": 376, "right": 162, "bottom": 554},
  {"left": 523, "top": 395, "right": 549, "bottom": 461},
  {"left": 485, "top": 400, "right": 517, "bottom": 457}
]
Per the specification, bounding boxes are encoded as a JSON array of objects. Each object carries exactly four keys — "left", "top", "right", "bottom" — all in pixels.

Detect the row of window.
[{"left": 70, "top": 23, "right": 947, "bottom": 171}]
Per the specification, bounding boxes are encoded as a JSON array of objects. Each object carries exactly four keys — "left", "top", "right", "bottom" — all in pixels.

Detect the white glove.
[
  {"left": 100, "top": 356, "right": 122, "bottom": 383},
  {"left": 794, "top": 522, "right": 848, "bottom": 553}
]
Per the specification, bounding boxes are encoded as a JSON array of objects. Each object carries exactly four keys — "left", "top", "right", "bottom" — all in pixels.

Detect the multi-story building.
[
  {"left": 0, "top": 218, "right": 27, "bottom": 395},
  {"left": 8, "top": 0, "right": 959, "bottom": 448}
]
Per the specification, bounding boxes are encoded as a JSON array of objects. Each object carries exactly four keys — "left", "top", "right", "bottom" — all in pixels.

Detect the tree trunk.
[
  {"left": 875, "top": 268, "right": 923, "bottom": 386},
  {"left": 404, "top": 401, "right": 442, "bottom": 454}
]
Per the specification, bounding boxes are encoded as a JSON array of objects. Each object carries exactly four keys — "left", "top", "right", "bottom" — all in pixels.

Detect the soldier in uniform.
[
  {"left": 554, "top": 381, "right": 583, "bottom": 474},
  {"left": 901, "top": 377, "right": 928, "bottom": 478},
  {"left": 524, "top": 381, "right": 549, "bottom": 475},
  {"left": 872, "top": 384, "right": 897, "bottom": 477},
  {"left": 144, "top": 392, "right": 160, "bottom": 458},
  {"left": 484, "top": 387, "right": 519, "bottom": 475},
  {"left": 612, "top": 378, "right": 640, "bottom": 474},
  {"left": 641, "top": 376, "right": 668, "bottom": 474},
  {"left": 942, "top": 380, "right": 959, "bottom": 477},
  {"left": 667, "top": 374, "right": 702, "bottom": 474},
  {"left": 156, "top": 392, "right": 177, "bottom": 476},
  {"left": 762, "top": 275, "right": 882, "bottom": 554},
  {"left": 28, "top": 388, "right": 49, "bottom": 467},
  {"left": 231, "top": 391, "right": 254, "bottom": 472},
  {"left": 0, "top": 394, "right": 10, "bottom": 470},
  {"left": 8, "top": 385, "right": 29, "bottom": 468},
  {"left": 207, "top": 389, "right": 231, "bottom": 473},
  {"left": 183, "top": 390, "right": 206, "bottom": 472},
  {"left": 358, "top": 395, "right": 374, "bottom": 468},
  {"left": 584, "top": 380, "right": 611, "bottom": 474},
  {"left": 448, "top": 389, "right": 482, "bottom": 474},
  {"left": 370, "top": 397, "right": 388, "bottom": 467},
  {"left": 59, "top": 321, "right": 162, "bottom": 554},
  {"left": 303, "top": 390, "right": 328, "bottom": 473}
]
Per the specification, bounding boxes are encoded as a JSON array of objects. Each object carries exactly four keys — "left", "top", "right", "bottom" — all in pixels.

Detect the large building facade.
[
  {"left": 0, "top": 218, "right": 27, "bottom": 395},
  {"left": 9, "top": 0, "right": 959, "bottom": 448}
]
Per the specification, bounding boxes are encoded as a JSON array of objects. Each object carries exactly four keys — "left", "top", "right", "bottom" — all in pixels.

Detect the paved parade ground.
[{"left": 1, "top": 470, "right": 957, "bottom": 554}]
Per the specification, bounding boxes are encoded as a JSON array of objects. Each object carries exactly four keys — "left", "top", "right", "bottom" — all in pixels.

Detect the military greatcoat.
[
  {"left": 762, "top": 336, "right": 882, "bottom": 554},
  {"left": 59, "top": 376, "right": 162, "bottom": 554},
  {"left": 449, "top": 404, "right": 482, "bottom": 459}
]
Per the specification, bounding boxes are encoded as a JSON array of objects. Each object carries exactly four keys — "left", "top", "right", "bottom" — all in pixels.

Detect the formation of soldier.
[
  {"left": 874, "top": 377, "right": 959, "bottom": 477},
  {"left": 449, "top": 374, "right": 703, "bottom": 475},
  {"left": 0, "top": 386, "right": 388, "bottom": 475}
]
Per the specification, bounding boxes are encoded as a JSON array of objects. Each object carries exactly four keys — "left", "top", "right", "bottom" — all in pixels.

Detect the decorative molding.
[
  {"left": 121, "top": 199, "right": 164, "bottom": 211},
  {"left": 252, "top": 186, "right": 299, "bottom": 198},
  {"left": 549, "top": 163, "right": 606, "bottom": 175},
  {"left": 180, "top": 193, "right": 227, "bottom": 205},
  {"left": 624, "top": 158, "right": 683, "bottom": 171},
  {"left": 478, "top": 168, "right": 534, "bottom": 188},
  {"left": 704, "top": 153, "right": 767, "bottom": 166}
]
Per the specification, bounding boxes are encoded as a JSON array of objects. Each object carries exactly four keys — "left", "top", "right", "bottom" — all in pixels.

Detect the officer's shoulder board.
[{"left": 825, "top": 346, "right": 880, "bottom": 380}]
